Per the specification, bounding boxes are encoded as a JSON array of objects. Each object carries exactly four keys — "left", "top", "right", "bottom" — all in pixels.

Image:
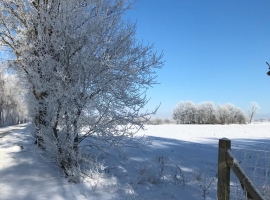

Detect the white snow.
[{"left": 1, "top": 123, "right": 270, "bottom": 200}]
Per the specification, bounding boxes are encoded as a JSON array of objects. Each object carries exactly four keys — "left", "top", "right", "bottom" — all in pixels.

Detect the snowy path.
[
  {"left": 0, "top": 124, "right": 120, "bottom": 200},
  {"left": 0, "top": 126, "right": 15, "bottom": 138},
  {"left": 0, "top": 124, "right": 85, "bottom": 200}
]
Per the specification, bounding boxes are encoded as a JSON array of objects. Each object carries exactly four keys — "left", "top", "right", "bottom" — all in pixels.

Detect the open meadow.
[{"left": 0, "top": 123, "right": 270, "bottom": 200}]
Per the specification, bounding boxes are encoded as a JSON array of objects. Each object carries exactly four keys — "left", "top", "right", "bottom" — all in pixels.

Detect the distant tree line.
[
  {"left": 0, "top": 69, "right": 29, "bottom": 126},
  {"left": 145, "top": 118, "right": 173, "bottom": 125},
  {"left": 173, "top": 101, "right": 247, "bottom": 125}
]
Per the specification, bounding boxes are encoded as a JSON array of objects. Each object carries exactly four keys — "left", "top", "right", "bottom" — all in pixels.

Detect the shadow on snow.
[{"left": 0, "top": 124, "right": 269, "bottom": 199}]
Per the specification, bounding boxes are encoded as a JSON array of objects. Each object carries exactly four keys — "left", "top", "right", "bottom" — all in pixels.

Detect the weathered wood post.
[{"left": 217, "top": 138, "right": 231, "bottom": 200}]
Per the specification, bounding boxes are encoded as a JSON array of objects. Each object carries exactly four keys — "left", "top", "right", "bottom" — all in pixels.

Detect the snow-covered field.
[{"left": 1, "top": 123, "right": 270, "bottom": 200}]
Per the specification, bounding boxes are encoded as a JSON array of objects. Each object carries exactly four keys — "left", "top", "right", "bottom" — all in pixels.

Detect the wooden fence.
[{"left": 217, "top": 138, "right": 265, "bottom": 200}]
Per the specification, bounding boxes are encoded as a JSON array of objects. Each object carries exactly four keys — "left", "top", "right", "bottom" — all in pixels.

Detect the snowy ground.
[{"left": 0, "top": 123, "right": 270, "bottom": 200}]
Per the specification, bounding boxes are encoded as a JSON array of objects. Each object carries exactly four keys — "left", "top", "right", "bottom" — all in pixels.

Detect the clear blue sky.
[{"left": 125, "top": 0, "right": 270, "bottom": 119}]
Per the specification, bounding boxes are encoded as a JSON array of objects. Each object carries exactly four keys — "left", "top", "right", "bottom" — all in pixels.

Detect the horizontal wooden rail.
[
  {"left": 226, "top": 150, "right": 265, "bottom": 200},
  {"left": 217, "top": 138, "right": 265, "bottom": 200}
]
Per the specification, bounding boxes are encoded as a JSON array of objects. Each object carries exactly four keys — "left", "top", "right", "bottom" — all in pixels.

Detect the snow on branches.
[{"left": 0, "top": 0, "right": 163, "bottom": 180}]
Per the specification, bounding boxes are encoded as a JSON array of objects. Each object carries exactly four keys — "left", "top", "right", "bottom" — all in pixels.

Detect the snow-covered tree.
[
  {"left": 223, "top": 103, "right": 248, "bottom": 124},
  {"left": 247, "top": 101, "right": 260, "bottom": 123},
  {"left": 0, "top": 69, "right": 4, "bottom": 125},
  {"left": 234, "top": 107, "right": 247, "bottom": 124},
  {"left": 215, "top": 103, "right": 247, "bottom": 124},
  {"left": 223, "top": 103, "right": 237, "bottom": 124},
  {"left": 0, "top": 0, "right": 163, "bottom": 180},
  {"left": 173, "top": 101, "right": 196, "bottom": 124},
  {"left": 215, "top": 104, "right": 230, "bottom": 124},
  {"left": 196, "top": 101, "right": 215, "bottom": 124},
  {"left": 173, "top": 102, "right": 185, "bottom": 124}
]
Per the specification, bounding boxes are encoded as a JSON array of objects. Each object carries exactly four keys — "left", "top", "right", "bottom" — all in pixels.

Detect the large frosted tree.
[{"left": 0, "top": 0, "right": 163, "bottom": 180}]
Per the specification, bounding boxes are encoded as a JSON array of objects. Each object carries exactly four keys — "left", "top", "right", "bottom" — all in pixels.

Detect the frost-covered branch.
[{"left": 0, "top": 0, "right": 163, "bottom": 180}]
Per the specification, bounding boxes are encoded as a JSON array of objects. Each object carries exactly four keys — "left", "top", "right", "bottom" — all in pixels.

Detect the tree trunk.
[
  {"left": 34, "top": 100, "right": 47, "bottom": 147},
  {"left": 73, "top": 106, "right": 82, "bottom": 154}
]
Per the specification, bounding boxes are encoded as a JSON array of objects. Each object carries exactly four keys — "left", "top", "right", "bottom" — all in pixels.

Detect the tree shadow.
[
  {"left": 100, "top": 135, "right": 220, "bottom": 199},
  {"left": 102, "top": 136, "right": 270, "bottom": 199},
  {"left": 1, "top": 124, "right": 270, "bottom": 200}
]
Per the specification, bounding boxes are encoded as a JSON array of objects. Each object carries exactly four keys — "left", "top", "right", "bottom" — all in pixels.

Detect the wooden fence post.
[{"left": 217, "top": 138, "right": 231, "bottom": 200}]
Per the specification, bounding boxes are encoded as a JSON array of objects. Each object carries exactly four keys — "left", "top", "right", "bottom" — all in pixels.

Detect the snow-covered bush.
[
  {"left": 150, "top": 118, "right": 163, "bottom": 125},
  {"left": 163, "top": 118, "right": 172, "bottom": 124},
  {"left": 0, "top": 0, "right": 163, "bottom": 180},
  {"left": 136, "top": 156, "right": 169, "bottom": 185}
]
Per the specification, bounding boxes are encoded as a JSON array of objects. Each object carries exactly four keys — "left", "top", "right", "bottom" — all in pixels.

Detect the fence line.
[{"left": 217, "top": 138, "right": 265, "bottom": 200}]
